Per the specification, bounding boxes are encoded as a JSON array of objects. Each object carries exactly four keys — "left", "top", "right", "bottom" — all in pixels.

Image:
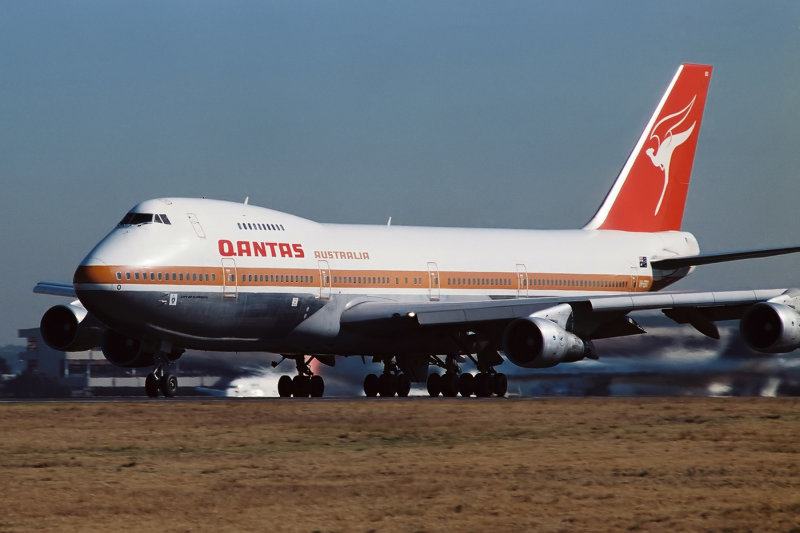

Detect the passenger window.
[{"left": 116, "top": 272, "right": 122, "bottom": 280}]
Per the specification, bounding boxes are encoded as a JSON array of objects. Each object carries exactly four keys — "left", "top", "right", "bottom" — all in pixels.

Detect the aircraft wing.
[
  {"left": 33, "top": 281, "right": 77, "bottom": 298},
  {"left": 340, "top": 288, "right": 788, "bottom": 340}
]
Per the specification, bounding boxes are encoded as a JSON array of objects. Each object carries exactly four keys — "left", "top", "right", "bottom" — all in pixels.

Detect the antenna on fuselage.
[
  {"left": 387, "top": 216, "right": 392, "bottom": 226},
  {"left": 244, "top": 197, "right": 249, "bottom": 205}
]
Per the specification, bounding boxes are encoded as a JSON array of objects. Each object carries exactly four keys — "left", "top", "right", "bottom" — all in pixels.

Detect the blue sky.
[{"left": 1, "top": 1, "right": 799, "bottom": 345}]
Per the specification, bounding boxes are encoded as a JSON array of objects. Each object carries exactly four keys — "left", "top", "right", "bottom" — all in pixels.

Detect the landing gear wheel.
[
  {"left": 364, "top": 373, "right": 379, "bottom": 397},
  {"left": 292, "top": 375, "right": 310, "bottom": 397},
  {"left": 397, "top": 374, "right": 412, "bottom": 397},
  {"left": 474, "top": 373, "right": 493, "bottom": 397},
  {"left": 458, "top": 373, "right": 475, "bottom": 397},
  {"left": 378, "top": 373, "right": 398, "bottom": 397},
  {"left": 440, "top": 373, "right": 459, "bottom": 397},
  {"left": 426, "top": 373, "right": 441, "bottom": 397},
  {"left": 278, "top": 375, "right": 293, "bottom": 397},
  {"left": 310, "top": 375, "right": 325, "bottom": 397},
  {"left": 160, "top": 374, "right": 178, "bottom": 397},
  {"left": 145, "top": 373, "right": 160, "bottom": 398},
  {"left": 494, "top": 373, "right": 508, "bottom": 397}
]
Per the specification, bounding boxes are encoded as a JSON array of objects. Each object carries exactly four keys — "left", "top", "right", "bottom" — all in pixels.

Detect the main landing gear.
[
  {"left": 276, "top": 356, "right": 325, "bottom": 398},
  {"left": 363, "top": 358, "right": 412, "bottom": 397},
  {"left": 425, "top": 354, "right": 507, "bottom": 398}
]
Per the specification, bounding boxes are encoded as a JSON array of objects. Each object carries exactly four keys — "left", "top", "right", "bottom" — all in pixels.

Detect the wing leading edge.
[{"left": 34, "top": 281, "right": 77, "bottom": 298}]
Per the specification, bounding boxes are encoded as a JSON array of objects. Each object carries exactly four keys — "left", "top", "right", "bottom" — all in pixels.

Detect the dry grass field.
[{"left": 1, "top": 398, "right": 799, "bottom": 532}]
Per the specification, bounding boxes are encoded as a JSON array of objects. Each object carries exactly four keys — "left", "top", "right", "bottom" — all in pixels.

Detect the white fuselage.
[{"left": 73, "top": 198, "right": 699, "bottom": 353}]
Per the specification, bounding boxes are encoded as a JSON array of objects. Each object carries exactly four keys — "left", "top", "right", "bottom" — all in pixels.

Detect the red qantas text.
[{"left": 218, "top": 240, "right": 305, "bottom": 258}]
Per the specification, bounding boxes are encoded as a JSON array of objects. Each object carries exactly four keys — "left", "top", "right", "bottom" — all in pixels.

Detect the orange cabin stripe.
[{"left": 74, "top": 265, "right": 653, "bottom": 292}]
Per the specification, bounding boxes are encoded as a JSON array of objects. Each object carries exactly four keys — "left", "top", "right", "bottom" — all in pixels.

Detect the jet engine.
[
  {"left": 740, "top": 302, "right": 800, "bottom": 354},
  {"left": 101, "top": 329, "right": 155, "bottom": 368},
  {"left": 40, "top": 303, "right": 103, "bottom": 352},
  {"left": 502, "top": 316, "right": 589, "bottom": 368}
]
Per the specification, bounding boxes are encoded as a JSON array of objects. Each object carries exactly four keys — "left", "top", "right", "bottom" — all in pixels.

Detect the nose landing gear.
[{"left": 144, "top": 347, "right": 183, "bottom": 398}]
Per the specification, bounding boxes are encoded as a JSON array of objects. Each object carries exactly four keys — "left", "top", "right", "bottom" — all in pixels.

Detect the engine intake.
[
  {"left": 40, "top": 304, "right": 103, "bottom": 352},
  {"left": 101, "top": 329, "right": 155, "bottom": 368},
  {"left": 502, "top": 316, "right": 589, "bottom": 368},
  {"left": 740, "top": 302, "right": 800, "bottom": 354}
]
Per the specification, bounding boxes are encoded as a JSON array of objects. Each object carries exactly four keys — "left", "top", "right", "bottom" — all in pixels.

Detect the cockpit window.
[
  {"left": 119, "top": 212, "right": 153, "bottom": 225},
  {"left": 118, "top": 212, "right": 172, "bottom": 226}
]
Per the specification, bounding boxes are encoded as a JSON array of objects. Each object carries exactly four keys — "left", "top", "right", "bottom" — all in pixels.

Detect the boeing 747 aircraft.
[{"left": 35, "top": 64, "right": 800, "bottom": 398}]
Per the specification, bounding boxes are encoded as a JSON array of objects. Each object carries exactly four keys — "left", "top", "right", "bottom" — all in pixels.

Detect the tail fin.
[{"left": 584, "top": 63, "right": 712, "bottom": 232}]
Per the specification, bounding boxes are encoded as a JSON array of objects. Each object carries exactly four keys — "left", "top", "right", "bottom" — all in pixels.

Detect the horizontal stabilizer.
[{"left": 652, "top": 246, "right": 800, "bottom": 270}]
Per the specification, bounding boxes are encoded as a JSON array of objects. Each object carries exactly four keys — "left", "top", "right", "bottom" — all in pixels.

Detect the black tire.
[
  {"left": 310, "top": 375, "right": 325, "bottom": 398},
  {"left": 441, "top": 373, "right": 458, "bottom": 397},
  {"left": 474, "top": 373, "right": 491, "bottom": 397},
  {"left": 397, "top": 374, "right": 412, "bottom": 397},
  {"left": 278, "top": 375, "right": 293, "bottom": 397},
  {"left": 363, "top": 374, "right": 379, "bottom": 397},
  {"left": 426, "top": 373, "right": 441, "bottom": 397},
  {"left": 292, "top": 375, "right": 310, "bottom": 398},
  {"left": 458, "top": 373, "right": 475, "bottom": 397},
  {"left": 494, "top": 373, "right": 508, "bottom": 397},
  {"left": 145, "top": 373, "right": 160, "bottom": 398},
  {"left": 160, "top": 374, "right": 178, "bottom": 398},
  {"left": 378, "top": 373, "right": 398, "bottom": 397}
]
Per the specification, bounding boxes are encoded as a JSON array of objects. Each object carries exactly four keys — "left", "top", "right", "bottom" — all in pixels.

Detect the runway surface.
[{"left": 2, "top": 397, "right": 799, "bottom": 532}]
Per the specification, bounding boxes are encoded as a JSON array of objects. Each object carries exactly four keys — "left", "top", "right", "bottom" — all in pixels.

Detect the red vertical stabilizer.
[{"left": 584, "top": 64, "right": 712, "bottom": 232}]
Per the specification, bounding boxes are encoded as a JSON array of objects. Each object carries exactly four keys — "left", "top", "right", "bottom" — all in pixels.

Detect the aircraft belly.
[{"left": 77, "top": 288, "right": 324, "bottom": 350}]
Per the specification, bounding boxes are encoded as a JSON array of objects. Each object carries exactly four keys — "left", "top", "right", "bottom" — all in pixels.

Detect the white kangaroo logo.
[{"left": 645, "top": 95, "right": 696, "bottom": 215}]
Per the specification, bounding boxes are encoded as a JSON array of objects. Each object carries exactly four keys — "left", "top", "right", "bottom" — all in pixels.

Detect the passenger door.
[
  {"left": 221, "top": 258, "right": 237, "bottom": 299},
  {"left": 318, "top": 260, "right": 331, "bottom": 300}
]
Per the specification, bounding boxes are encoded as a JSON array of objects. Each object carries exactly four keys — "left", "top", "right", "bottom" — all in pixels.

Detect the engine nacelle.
[
  {"left": 40, "top": 303, "right": 103, "bottom": 352},
  {"left": 740, "top": 302, "right": 800, "bottom": 354},
  {"left": 101, "top": 329, "right": 155, "bottom": 368},
  {"left": 502, "top": 316, "right": 589, "bottom": 368}
]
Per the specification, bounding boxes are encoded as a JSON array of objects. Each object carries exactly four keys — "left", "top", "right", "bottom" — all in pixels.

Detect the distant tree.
[{"left": 0, "top": 357, "right": 10, "bottom": 374}]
